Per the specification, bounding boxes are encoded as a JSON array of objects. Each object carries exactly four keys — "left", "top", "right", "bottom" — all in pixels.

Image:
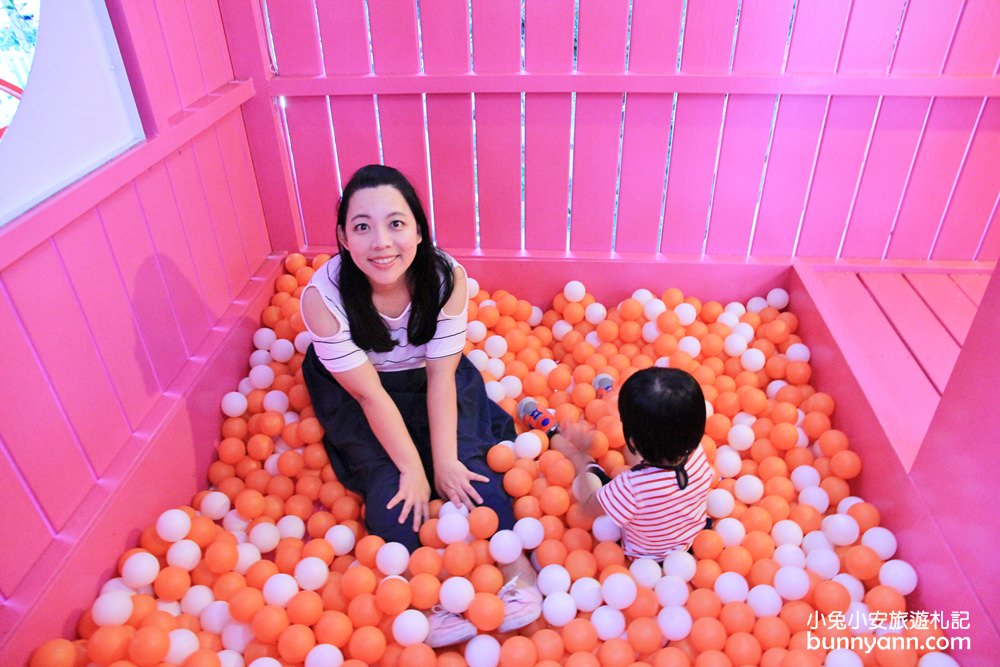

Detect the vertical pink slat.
[
  {"left": 732, "top": 0, "right": 795, "bottom": 74},
  {"left": 154, "top": 0, "right": 206, "bottom": 107},
  {"left": 98, "top": 187, "right": 188, "bottom": 385},
  {"left": 837, "top": 0, "right": 906, "bottom": 73},
  {"left": 471, "top": 1, "right": 520, "bottom": 73},
  {"left": 55, "top": 212, "right": 161, "bottom": 427},
  {"left": 368, "top": 1, "right": 420, "bottom": 74},
  {"left": 785, "top": 0, "right": 852, "bottom": 73},
  {"left": 796, "top": 97, "right": 878, "bottom": 258},
  {"left": 614, "top": 95, "right": 674, "bottom": 254},
  {"left": 378, "top": 96, "right": 431, "bottom": 210},
  {"left": 576, "top": 1, "right": 629, "bottom": 73},
  {"left": 751, "top": 96, "right": 827, "bottom": 257},
  {"left": 421, "top": 0, "right": 472, "bottom": 74},
  {"left": 680, "top": 0, "right": 739, "bottom": 73},
  {"left": 841, "top": 98, "right": 928, "bottom": 259},
  {"left": 329, "top": 97, "right": 382, "bottom": 195},
  {"left": 905, "top": 273, "right": 978, "bottom": 344},
  {"left": 628, "top": 0, "right": 683, "bottom": 73},
  {"left": 316, "top": 0, "right": 370, "bottom": 75},
  {"left": 265, "top": 0, "right": 323, "bottom": 76},
  {"left": 933, "top": 99, "right": 1000, "bottom": 261},
  {"left": 569, "top": 94, "right": 624, "bottom": 253},
  {"left": 525, "top": 93, "right": 572, "bottom": 252},
  {"left": 113, "top": 0, "right": 181, "bottom": 123},
  {"left": 284, "top": 98, "right": 341, "bottom": 247},
  {"left": 979, "top": 206, "right": 1000, "bottom": 261},
  {"left": 0, "top": 443, "right": 50, "bottom": 597},
  {"left": 943, "top": 0, "right": 1000, "bottom": 75},
  {"left": 4, "top": 245, "right": 131, "bottom": 475},
  {"left": 216, "top": 113, "right": 271, "bottom": 263},
  {"left": 475, "top": 94, "right": 522, "bottom": 251},
  {"left": 890, "top": 0, "right": 964, "bottom": 75},
  {"left": 887, "top": 98, "right": 981, "bottom": 260},
  {"left": 705, "top": 95, "right": 775, "bottom": 255},
  {"left": 525, "top": 0, "right": 574, "bottom": 73},
  {"left": 661, "top": 95, "right": 726, "bottom": 254},
  {"left": 426, "top": 95, "right": 476, "bottom": 249},
  {"left": 185, "top": 0, "right": 234, "bottom": 91}
]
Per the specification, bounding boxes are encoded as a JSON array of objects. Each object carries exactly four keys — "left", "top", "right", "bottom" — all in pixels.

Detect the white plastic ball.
[
  {"left": 564, "top": 280, "right": 587, "bottom": 302},
  {"left": 157, "top": 508, "right": 192, "bottom": 543},
  {"left": 714, "top": 572, "right": 750, "bottom": 603},
  {"left": 746, "top": 296, "right": 768, "bottom": 313},
  {"left": 513, "top": 517, "right": 544, "bottom": 550},
  {"left": 180, "top": 585, "right": 214, "bottom": 616},
  {"left": 489, "top": 530, "right": 523, "bottom": 565},
  {"left": 766, "top": 379, "right": 788, "bottom": 398},
  {"left": 294, "top": 331, "right": 312, "bottom": 354},
  {"left": 642, "top": 321, "right": 661, "bottom": 343},
  {"left": 484, "top": 381, "right": 506, "bottom": 403},
  {"left": 166, "top": 540, "right": 202, "bottom": 571},
  {"left": 439, "top": 501, "right": 470, "bottom": 517},
  {"left": 467, "top": 276, "right": 480, "bottom": 297},
  {"left": 537, "top": 564, "right": 572, "bottom": 595},
  {"left": 221, "top": 623, "right": 254, "bottom": 653},
  {"left": 747, "top": 584, "right": 783, "bottom": 617},
  {"left": 677, "top": 336, "right": 701, "bottom": 358},
  {"left": 294, "top": 557, "right": 330, "bottom": 591},
  {"left": 247, "top": 659, "right": 281, "bottom": 667},
  {"left": 714, "top": 446, "right": 742, "bottom": 479},
  {"left": 727, "top": 424, "right": 755, "bottom": 452},
  {"left": 786, "top": 343, "right": 811, "bottom": 362},
  {"left": 375, "top": 542, "right": 410, "bottom": 576},
  {"left": 724, "top": 334, "right": 748, "bottom": 357},
  {"left": 121, "top": 551, "right": 160, "bottom": 588},
  {"left": 674, "top": 302, "right": 697, "bottom": 326},
  {"left": 834, "top": 573, "right": 865, "bottom": 601},
  {"left": 799, "top": 486, "right": 830, "bottom": 514},
  {"left": 253, "top": 327, "right": 277, "bottom": 350},
  {"left": 790, "top": 465, "right": 820, "bottom": 490},
  {"left": 528, "top": 306, "right": 544, "bottom": 326},
  {"left": 274, "top": 515, "right": 304, "bottom": 540},
  {"left": 862, "top": 527, "right": 898, "bottom": 560},
  {"left": 662, "top": 551, "right": 696, "bottom": 582},
  {"left": 262, "top": 390, "right": 289, "bottom": 413},
  {"left": 166, "top": 629, "right": 200, "bottom": 665},
  {"left": 733, "top": 475, "right": 765, "bottom": 504},
  {"left": 717, "top": 311, "right": 740, "bottom": 328},
  {"left": 248, "top": 364, "right": 275, "bottom": 390},
  {"left": 802, "top": 530, "right": 833, "bottom": 554},
  {"left": 465, "top": 634, "right": 501, "bottom": 667},
  {"left": 269, "top": 338, "right": 295, "bottom": 363},
  {"left": 551, "top": 320, "right": 573, "bottom": 341},
  {"left": 741, "top": 348, "right": 766, "bottom": 372},
  {"left": 714, "top": 518, "right": 746, "bottom": 547},
  {"left": 657, "top": 606, "right": 692, "bottom": 641},
  {"left": 484, "top": 357, "right": 506, "bottom": 379},
  {"left": 437, "top": 512, "right": 471, "bottom": 545},
  {"left": 235, "top": 543, "right": 261, "bottom": 573},
  {"left": 325, "top": 525, "right": 356, "bottom": 556},
  {"left": 879, "top": 559, "right": 918, "bottom": 595},
  {"left": 249, "top": 522, "right": 281, "bottom": 553},
  {"left": 262, "top": 573, "right": 298, "bottom": 606},
  {"left": 631, "top": 288, "right": 654, "bottom": 303},
  {"left": 222, "top": 509, "right": 250, "bottom": 533},
  {"left": 825, "top": 649, "right": 864, "bottom": 667},
  {"left": 221, "top": 391, "right": 249, "bottom": 418},
  {"left": 200, "top": 600, "right": 232, "bottom": 634},
  {"left": 771, "top": 519, "right": 804, "bottom": 547},
  {"left": 847, "top": 601, "right": 872, "bottom": 633},
  {"left": 535, "top": 358, "right": 558, "bottom": 376},
  {"left": 467, "top": 349, "right": 489, "bottom": 370},
  {"left": 773, "top": 544, "right": 806, "bottom": 568},
  {"left": 822, "top": 514, "right": 860, "bottom": 546},
  {"left": 592, "top": 515, "right": 622, "bottom": 543},
  {"left": 774, "top": 566, "right": 810, "bottom": 600},
  {"left": 541, "top": 591, "right": 577, "bottom": 627},
  {"left": 706, "top": 488, "right": 735, "bottom": 518},
  {"left": 837, "top": 496, "right": 865, "bottom": 513},
  {"left": 643, "top": 299, "right": 667, "bottom": 321},
  {"left": 917, "top": 653, "right": 960, "bottom": 667},
  {"left": 513, "top": 431, "right": 542, "bottom": 459},
  {"left": 220, "top": 648, "right": 248, "bottom": 667},
  {"left": 100, "top": 578, "right": 134, "bottom": 596},
  {"left": 570, "top": 577, "right": 604, "bottom": 612},
  {"left": 467, "top": 319, "right": 487, "bottom": 343},
  {"left": 484, "top": 335, "right": 508, "bottom": 359},
  {"left": 765, "top": 288, "right": 789, "bottom": 310},
  {"left": 498, "top": 374, "right": 522, "bottom": 399},
  {"left": 393, "top": 608, "right": 430, "bottom": 646},
  {"left": 91, "top": 591, "right": 134, "bottom": 626},
  {"left": 629, "top": 559, "right": 663, "bottom": 589},
  {"left": 733, "top": 322, "right": 756, "bottom": 342},
  {"left": 590, "top": 605, "right": 626, "bottom": 640},
  {"left": 199, "top": 491, "right": 231, "bottom": 520},
  {"left": 805, "top": 548, "right": 841, "bottom": 580},
  {"left": 440, "top": 576, "right": 476, "bottom": 613},
  {"left": 585, "top": 302, "right": 607, "bottom": 324},
  {"left": 305, "top": 644, "right": 344, "bottom": 667},
  {"left": 602, "top": 572, "right": 638, "bottom": 610},
  {"left": 654, "top": 575, "right": 689, "bottom": 607}
]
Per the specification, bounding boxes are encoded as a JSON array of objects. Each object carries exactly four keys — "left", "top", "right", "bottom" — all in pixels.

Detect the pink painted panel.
[
  {"left": 943, "top": 0, "right": 1000, "bottom": 76},
  {"left": 0, "top": 441, "right": 50, "bottom": 597},
  {"left": 421, "top": 0, "right": 472, "bottom": 74},
  {"left": 474, "top": 94, "right": 521, "bottom": 251},
  {"left": 113, "top": 0, "right": 180, "bottom": 123},
  {"left": 980, "top": 207, "right": 1000, "bottom": 261},
  {"left": 216, "top": 113, "right": 271, "bottom": 263},
  {"left": 186, "top": 0, "right": 234, "bottom": 91},
  {"left": 732, "top": 0, "right": 794, "bottom": 74},
  {"left": 661, "top": 95, "right": 725, "bottom": 254},
  {"left": 266, "top": 0, "right": 323, "bottom": 76},
  {"left": 860, "top": 272, "right": 960, "bottom": 393},
  {"left": 134, "top": 167, "right": 212, "bottom": 354},
  {"left": 97, "top": 186, "right": 187, "bottom": 386},
  {"left": 316, "top": 0, "right": 370, "bottom": 75},
  {"left": 628, "top": 1, "right": 683, "bottom": 73},
  {"left": 751, "top": 96, "right": 826, "bottom": 257},
  {"left": 679, "top": 0, "right": 738, "bottom": 73},
  {"left": 154, "top": 0, "right": 206, "bottom": 108},
  {"left": 368, "top": 1, "right": 420, "bottom": 74},
  {"left": 569, "top": 94, "right": 624, "bottom": 253},
  {"left": 283, "top": 98, "right": 340, "bottom": 247},
  {"left": 378, "top": 95, "right": 431, "bottom": 211},
  {"left": 841, "top": 97, "right": 927, "bottom": 259},
  {"left": 837, "top": 0, "right": 906, "bottom": 74},
  {"left": 933, "top": 99, "right": 1000, "bottom": 261},
  {"left": 785, "top": 0, "right": 851, "bottom": 74},
  {"left": 525, "top": 94, "right": 572, "bottom": 252},
  {"left": 471, "top": 1, "right": 520, "bottom": 74},
  {"left": 797, "top": 97, "right": 878, "bottom": 258},
  {"left": 614, "top": 94, "right": 673, "bottom": 254},
  {"left": 328, "top": 97, "right": 381, "bottom": 199},
  {"left": 906, "top": 273, "right": 978, "bottom": 344},
  {"left": 890, "top": 0, "right": 963, "bottom": 75},
  {"left": 0, "top": 283, "right": 92, "bottom": 531},
  {"left": 952, "top": 273, "right": 990, "bottom": 305},
  {"left": 887, "top": 98, "right": 981, "bottom": 260},
  {"left": 54, "top": 211, "right": 161, "bottom": 427},
  {"left": 705, "top": 95, "right": 775, "bottom": 255},
  {"left": 525, "top": 0, "right": 574, "bottom": 73},
  {"left": 425, "top": 95, "right": 476, "bottom": 249},
  {"left": 577, "top": 1, "right": 629, "bottom": 73}
]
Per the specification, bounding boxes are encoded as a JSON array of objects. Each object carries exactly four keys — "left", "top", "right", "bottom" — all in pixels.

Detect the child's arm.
[{"left": 549, "top": 421, "right": 605, "bottom": 519}]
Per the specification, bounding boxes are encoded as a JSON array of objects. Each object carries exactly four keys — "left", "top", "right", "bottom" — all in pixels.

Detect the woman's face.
[{"left": 339, "top": 185, "right": 422, "bottom": 293}]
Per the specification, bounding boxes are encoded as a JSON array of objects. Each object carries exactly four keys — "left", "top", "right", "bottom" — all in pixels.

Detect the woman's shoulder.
[{"left": 308, "top": 254, "right": 344, "bottom": 297}]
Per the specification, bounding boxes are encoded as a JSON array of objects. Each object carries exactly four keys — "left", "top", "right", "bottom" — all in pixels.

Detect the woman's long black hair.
[{"left": 336, "top": 164, "right": 454, "bottom": 353}]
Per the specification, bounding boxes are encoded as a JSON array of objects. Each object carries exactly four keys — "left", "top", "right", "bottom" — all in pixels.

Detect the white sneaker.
[
  {"left": 497, "top": 575, "right": 543, "bottom": 633},
  {"left": 426, "top": 605, "right": 477, "bottom": 648}
]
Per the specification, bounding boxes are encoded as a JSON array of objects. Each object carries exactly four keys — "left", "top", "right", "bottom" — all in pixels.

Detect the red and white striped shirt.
[{"left": 596, "top": 445, "right": 714, "bottom": 559}]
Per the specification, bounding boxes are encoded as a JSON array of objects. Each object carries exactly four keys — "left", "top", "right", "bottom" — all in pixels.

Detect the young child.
[{"left": 521, "top": 367, "right": 714, "bottom": 560}]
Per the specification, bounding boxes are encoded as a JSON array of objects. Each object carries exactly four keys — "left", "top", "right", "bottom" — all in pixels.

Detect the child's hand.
[{"left": 553, "top": 419, "right": 590, "bottom": 455}]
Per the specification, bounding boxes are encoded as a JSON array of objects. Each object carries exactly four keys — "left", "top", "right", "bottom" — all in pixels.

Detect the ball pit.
[{"left": 29, "top": 253, "right": 958, "bottom": 667}]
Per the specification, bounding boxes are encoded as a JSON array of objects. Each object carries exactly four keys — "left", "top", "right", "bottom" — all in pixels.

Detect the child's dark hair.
[
  {"left": 335, "top": 164, "right": 453, "bottom": 352},
  {"left": 618, "top": 367, "right": 706, "bottom": 467}
]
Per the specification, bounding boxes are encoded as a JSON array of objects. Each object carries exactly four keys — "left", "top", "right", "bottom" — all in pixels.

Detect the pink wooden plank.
[
  {"left": 471, "top": 0, "right": 520, "bottom": 73},
  {"left": 661, "top": 95, "right": 726, "bottom": 254},
  {"left": 0, "top": 281, "right": 93, "bottom": 531},
  {"left": 215, "top": 113, "right": 272, "bottom": 262},
  {"left": 329, "top": 97, "right": 382, "bottom": 193},
  {"left": 628, "top": 1, "right": 682, "bottom": 73},
  {"left": 785, "top": 0, "right": 852, "bottom": 74},
  {"left": 705, "top": 94, "right": 775, "bottom": 255},
  {"left": 525, "top": 0, "right": 574, "bottom": 73},
  {"left": 860, "top": 272, "right": 961, "bottom": 393},
  {"left": 283, "top": 98, "right": 341, "bottom": 247},
  {"left": 265, "top": 0, "right": 323, "bottom": 76},
  {"left": 4, "top": 243, "right": 132, "bottom": 474},
  {"left": 890, "top": 0, "right": 964, "bottom": 75},
  {"left": 164, "top": 149, "right": 234, "bottom": 319},
  {"left": 577, "top": 1, "right": 629, "bottom": 73},
  {"left": 154, "top": 0, "right": 206, "bottom": 108},
  {"left": 316, "top": 0, "right": 370, "bottom": 75},
  {"left": 905, "top": 272, "right": 978, "bottom": 344},
  {"left": 943, "top": 0, "right": 1000, "bottom": 75},
  {"left": 837, "top": 0, "right": 907, "bottom": 74},
  {"left": 952, "top": 273, "right": 990, "bottom": 306},
  {"left": 97, "top": 186, "right": 188, "bottom": 386},
  {"left": 841, "top": 97, "right": 927, "bottom": 259},
  {"left": 421, "top": 0, "right": 472, "bottom": 74},
  {"left": 679, "top": 0, "right": 739, "bottom": 73},
  {"left": 368, "top": 1, "right": 420, "bottom": 74},
  {"left": 887, "top": 98, "right": 981, "bottom": 260},
  {"left": 54, "top": 211, "right": 161, "bottom": 427},
  {"left": 0, "top": 441, "right": 51, "bottom": 598},
  {"left": 569, "top": 94, "right": 624, "bottom": 253},
  {"left": 110, "top": 0, "right": 180, "bottom": 125},
  {"left": 378, "top": 95, "right": 431, "bottom": 212},
  {"left": 525, "top": 93, "right": 572, "bottom": 252},
  {"left": 426, "top": 95, "right": 476, "bottom": 249},
  {"left": 474, "top": 94, "right": 522, "bottom": 251},
  {"left": 751, "top": 96, "right": 827, "bottom": 257},
  {"left": 612, "top": 94, "right": 673, "bottom": 254},
  {"left": 933, "top": 100, "right": 1000, "bottom": 261},
  {"left": 797, "top": 97, "right": 878, "bottom": 258},
  {"left": 185, "top": 0, "right": 233, "bottom": 91},
  {"left": 980, "top": 206, "right": 1000, "bottom": 262},
  {"left": 732, "top": 0, "right": 795, "bottom": 74}
]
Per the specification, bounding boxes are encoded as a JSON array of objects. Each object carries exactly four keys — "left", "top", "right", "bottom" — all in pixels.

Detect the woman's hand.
[
  {"left": 434, "top": 458, "right": 489, "bottom": 511},
  {"left": 387, "top": 468, "right": 432, "bottom": 532}
]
